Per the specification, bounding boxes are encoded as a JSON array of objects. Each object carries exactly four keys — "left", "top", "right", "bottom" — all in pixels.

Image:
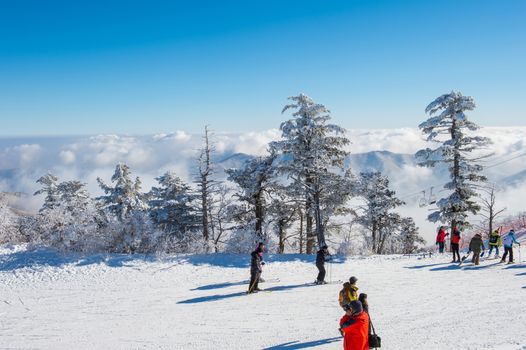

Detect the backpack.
[
  {"left": 489, "top": 235, "right": 499, "bottom": 244},
  {"left": 368, "top": 314, "right": 382, "bottom": 348},
  {"left": 339, "top": 288, "right": 355, "bottom": 307}
]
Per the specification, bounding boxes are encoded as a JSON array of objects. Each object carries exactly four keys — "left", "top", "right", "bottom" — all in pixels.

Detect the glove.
[
  {"left": 339, "top": 328, "right": 344, "bottom": 337},
  {"left": 261, "top": 261, "right": 266, "bottom": 265}
]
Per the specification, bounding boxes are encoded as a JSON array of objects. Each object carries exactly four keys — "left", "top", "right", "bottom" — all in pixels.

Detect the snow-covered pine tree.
[
  {"left": 97, "top": 163, "right": 147, "bottom": 221},
  {"left": 97, "top": 163, "right": 150, "bottom": 253},
  {"left": 34, "top": 173, "right": 60, "bottom": 212},
  {"left": 33, "top": 178, "right": 102, "bottom": 251},
  {"left": 57, "top": 180, "right": 91, "bottom": 215},
  {"left": 226, "top": 153, "right": 276, "bottom": 239},
  {"left": 0, "top": 195, "right": 19, "bottom": 244},
  {"left": 352, "top": 172, "right": 405, "bottom": 254},
  {"left": 55, "top": 180, "right": 102, "bottom": 251},
  {"left": 416, "top": 91, "right": 492, "bottom": 231},
  {"left": 271, "top": 94, "right": 350, "bottom": 253},
  {"left": 399, "top": 217, "right": 425, "bottom": 254},
  {"left": 149, "top": 171, "right": 200, "bottom": 248}
]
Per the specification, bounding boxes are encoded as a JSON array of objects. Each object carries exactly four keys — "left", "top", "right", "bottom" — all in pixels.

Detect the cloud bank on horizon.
[{"left": 1, "top": 126, "right": 526, "bottom": 243}]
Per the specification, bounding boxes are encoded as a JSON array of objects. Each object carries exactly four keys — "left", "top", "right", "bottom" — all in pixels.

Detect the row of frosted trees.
[{"left": 1, "top": 91, "right": 493, "bottom": 254}]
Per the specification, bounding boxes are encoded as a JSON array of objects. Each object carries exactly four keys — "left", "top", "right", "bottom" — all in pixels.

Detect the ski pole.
[{"left": 329, "top": 260, "right": 332, "bottom": 283}]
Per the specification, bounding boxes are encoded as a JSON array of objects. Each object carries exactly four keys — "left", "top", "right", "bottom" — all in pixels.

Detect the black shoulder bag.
[{"left": 368, "top": 314, "right": 381, "bottom": 348}]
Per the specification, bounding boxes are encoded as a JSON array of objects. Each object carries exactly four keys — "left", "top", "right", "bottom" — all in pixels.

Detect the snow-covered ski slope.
[{"left": 1, "top": 245, "right": 525, "bottom": 350}]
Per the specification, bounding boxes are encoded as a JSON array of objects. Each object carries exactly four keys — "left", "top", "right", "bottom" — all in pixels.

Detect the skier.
[
  {"left": 248, "top": 242, "right": 265, "bottom": 293},
  {"left": 339, "top": 279, "right": 358, "bottom": 309},
  {"left": 450, "top": 227, "right": 461, "bottom": 262},
  {"left": 468, "top": 233, "right": 485, "bottom": 265},
  {"left": 488, "top": 229, "right": 502, "bottom": 259},
  {"left": 315, "top": 244, "right": 331, "bottom": 284},
  {"left": 339, "top": 300, "right": 369, "bottom": 350},
  {"left": 501, "top": 229, "right": 521, "bottom": 264},
  {"left": 436, "top": 226, "right": 449, "bottom": 253}
]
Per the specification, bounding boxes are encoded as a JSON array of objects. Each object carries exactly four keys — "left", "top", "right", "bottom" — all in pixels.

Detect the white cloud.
[
  {"left": 0, "top": 144, "right": 42, "bottom": 169},
  {"left": 59, "top": 150, "right": 76, "bottom": 164},
  {"left": 2, "top": 126, "right": 526, "bottom": 237},
  {"left": 153, "top": 130, "right": 192, "bottom": 143}
]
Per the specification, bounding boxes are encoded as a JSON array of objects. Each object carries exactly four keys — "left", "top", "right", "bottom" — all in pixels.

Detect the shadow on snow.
[
  {"left": 404, "top": 262, "right": 453, "bottom": 270},
  {"left": 429, "top": 262, "right": 503, "bottom": 271},
  {"left": 405, "top": 260, "right": 512, "bottom": 272},
  {"left": 178, "top": 283, "right": 317, "bottom": 304},
  {"left": 504, "top": 264, "right": 526, "bottom": 270},
  {"left": 262, "top": 337, "right": 341, "bottom": 349},
  {"left": 191, "top": 280, "right": 248, "bottom": 291}
]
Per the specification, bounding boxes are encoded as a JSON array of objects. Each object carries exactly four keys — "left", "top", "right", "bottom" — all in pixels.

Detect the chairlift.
[
  {"left": 418, "top": 191, "right": 427, "bottom": 208},
  {"left": 429, "top": 187, "right": 437, "bottom": 205}
]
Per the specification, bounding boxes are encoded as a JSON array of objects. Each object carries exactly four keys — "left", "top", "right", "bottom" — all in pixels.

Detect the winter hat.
[
  {"left": 348, "top": 300, "right": 363, "bottom": 314},
  {"left": 349, "top": 276, "right": 358, "bottom": 284}
]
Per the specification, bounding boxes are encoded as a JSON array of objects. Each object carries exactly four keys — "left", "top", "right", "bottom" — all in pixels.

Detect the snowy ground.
[{"left": 1, "top": 245, "right": 525, "bottom": 350}]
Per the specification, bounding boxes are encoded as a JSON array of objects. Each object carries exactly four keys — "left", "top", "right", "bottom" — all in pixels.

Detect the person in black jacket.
[
  {"left": 248, "top": 242, "right": 265, "bottom": 293},
  {"left": 315, "top": 244, "right": 330, "bottom": 284}
]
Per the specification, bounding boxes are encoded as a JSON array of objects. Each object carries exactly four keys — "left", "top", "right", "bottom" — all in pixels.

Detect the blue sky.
[{"left": 0, "top": 0, "right": 525, "bottom": 136}]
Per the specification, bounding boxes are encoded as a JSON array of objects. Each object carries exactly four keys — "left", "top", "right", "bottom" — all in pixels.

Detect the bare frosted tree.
[
  {"left": 478, "top": 183, "right": 506, "bottom": 237},
  {"left": 195, "top": 126, "right": 220, "bottom": 248}
]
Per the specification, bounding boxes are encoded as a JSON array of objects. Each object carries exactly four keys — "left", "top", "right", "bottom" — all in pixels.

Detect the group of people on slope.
[{"left": 436, "top": 226, "right": 521, "bottom": 265}]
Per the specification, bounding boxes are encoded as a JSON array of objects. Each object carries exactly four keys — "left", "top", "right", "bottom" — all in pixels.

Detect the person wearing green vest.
[{"left": 488, "top": 229, "right": 502, "bottom": 258}]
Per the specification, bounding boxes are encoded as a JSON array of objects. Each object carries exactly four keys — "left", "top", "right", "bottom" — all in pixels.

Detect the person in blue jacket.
[{"left": 501, "top": 229, "right": 521, "bottom": 264}]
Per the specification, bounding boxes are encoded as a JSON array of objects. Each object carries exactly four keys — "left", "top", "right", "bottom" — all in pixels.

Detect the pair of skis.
[
  {"left": 313, "top": 280, "right": 343, "bottom": 285},
  {"left": 458, "top": 251, "right": 484, "bottom": 266}
]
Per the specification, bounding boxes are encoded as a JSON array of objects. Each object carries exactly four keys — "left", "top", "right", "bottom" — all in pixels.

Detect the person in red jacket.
[
  {"left": 450, "top": 227, "right": 461, "bottom": 262},
  {"left": 436, "top": 226, "right": 449, "bottom": 253},
  {"left": 339, "top": 300, "right": 369, "bottom": 350}
]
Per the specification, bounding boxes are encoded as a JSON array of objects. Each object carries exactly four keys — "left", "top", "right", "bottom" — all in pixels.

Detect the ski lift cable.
[
  {"left": 478, "top": 147, "right": 526, "bottom": 163},
  {"left": 484, "top": 152, "right": 526, "bottom": 169},
  {"left": 398, "top": 151, "right": 526, "bottom": 200}
]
